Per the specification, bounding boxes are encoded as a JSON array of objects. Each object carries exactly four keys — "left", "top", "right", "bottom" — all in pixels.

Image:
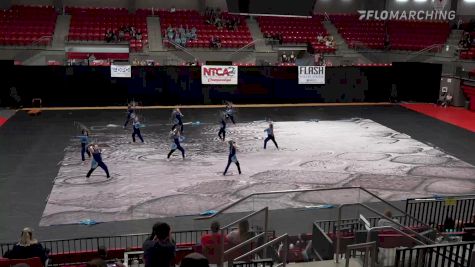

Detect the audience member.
[
  {"left": 142, "top": 222, "right": 176, "bottom": 267},
  {"left": 317, "top": 34, "right": 324, "bottom": 44},
  {"left": 377, "top": 210, "right": 400, "bottom": 228},
  {"left": 170, "top": 6, "right": 176, "bottom": 13},
  {"left": 289, "top": 51, "right": 296, "bottom": 63},
  {"left": 95, "top": 246, "right": 125, "bottom": 267},
  {"left": 210, "top": 36, "right": 221, "bottom": 48},
  {"left": 226, "top": 220, "right": 254, "bottom": 245},
  {"left": 281, "top": 52, "right": 288, "bottom": 63},
  {"left": 180, "top": 253, "right": 209, "bottom": 267},
  {"left": 201, "top": 221, "right": 228, "bottom": 246},
  {"left": 3, "top": 228, "right": 48, "bottom": 266},
  {"left": 441, "top": 93, "right": 453, "bottom": 108}
]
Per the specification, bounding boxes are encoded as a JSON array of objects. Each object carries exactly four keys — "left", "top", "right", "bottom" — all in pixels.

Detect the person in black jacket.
[
  {"left": 4, "top": 228, "right": 48, "bottom": 266},
  {"left": 142, "top": 222, "right": 176, "bottom": 267}
]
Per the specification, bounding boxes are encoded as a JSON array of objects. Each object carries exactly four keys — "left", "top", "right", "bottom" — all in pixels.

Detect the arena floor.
[{"left": 1, "top": 105, "right": 474, "bottom": 242}]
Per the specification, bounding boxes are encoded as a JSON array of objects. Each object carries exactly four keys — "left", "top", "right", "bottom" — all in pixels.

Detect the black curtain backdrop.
[
  {"left": 392, "top": 62, "right": 442, "bottom": 103},
  {"left": 2, "top": 64, "right": 441, "bottom": 107}
]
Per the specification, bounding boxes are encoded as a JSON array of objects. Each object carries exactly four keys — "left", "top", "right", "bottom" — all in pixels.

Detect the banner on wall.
[
  {"left": 298, "top": 66, "right": 325, "bottom": 84},
  {"left": 201, "top": 65, "right": 238, "bottom": 85},
  {"left": 111, "top": 65, "right": 131, "bottom": 78}
]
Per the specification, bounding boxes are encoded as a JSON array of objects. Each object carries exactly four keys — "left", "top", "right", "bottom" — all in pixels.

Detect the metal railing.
[
  {"left": 231, "top": 233, "right": 289, "bottom": 267},
  {"left": 220, "top": 207, "right": 269, "bottom": 266},
  {"left": 227, "top": 39, "right": 263, "bottom": 61},
  {"left": 196, "top": 187, "right": 423, "bottom": 223},
  {"left": 395, "top": 241, "right": 475, "bottom": 267},
  {"left": 345, "top": 241, "right": 377, "bottom": 267},
  {"left": 405, "top": 195, "right": 475, "bottom": 230},
  {"left": 0, "top": 229, "right": 212, "bottom": 259},
  {"left": 335, "top": 203, "right": 436, "bottom": 263},
  {"left": 165, "top": 39, "right": 197, "bottom": 62},
  {"left": 366, "top": 226, "right": 426, "bottom": 246},
  {"left": 314, "top": 215, "right": 406, "bottom": 233}
]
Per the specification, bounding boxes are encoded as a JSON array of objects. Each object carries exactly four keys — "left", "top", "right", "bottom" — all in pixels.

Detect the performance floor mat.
[{"left": 40, "top": 118, "right": 475, "bottom": 226}]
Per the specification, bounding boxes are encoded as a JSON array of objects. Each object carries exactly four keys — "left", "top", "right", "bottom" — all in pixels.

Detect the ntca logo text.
[
  {"left": 357, "top": 10, "right": 456, "bottom": 21},
  {"left": 203, "top": 67, "right": 237, "bottom": 76}
]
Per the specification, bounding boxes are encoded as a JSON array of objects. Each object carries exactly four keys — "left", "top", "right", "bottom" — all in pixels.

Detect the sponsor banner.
[
  {"left": 298, "top": 66, "right": 325, "bottom": 84},
  {"left": 201, "top": 65, "right": 238, "bottom": 85},
  {"left": 111, "top": 65, "right": 131, "bottom": 78}
]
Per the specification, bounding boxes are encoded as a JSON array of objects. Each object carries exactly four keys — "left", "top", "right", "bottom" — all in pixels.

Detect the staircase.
[
  {"left": 51, "top": 14, "right": 71, "bottom": 49},
  {"left": 322, "top": 20, "right": 370, "bottom": 65},
  {"left": 246, "top": 17, "right": 273, "bottom": 53},
  {"left": 146, "top": 16, "right": 165, "bottom": 52}
]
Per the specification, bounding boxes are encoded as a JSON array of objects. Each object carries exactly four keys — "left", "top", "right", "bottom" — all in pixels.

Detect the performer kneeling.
[
  {"left": 86, "top": 144, "right": 110, "bottom": 178},
  {"left": 132, "top": 115, "right": 144, "bottom": 143},
  {"left": 171, "top": 108, "right": 184, "bottom": 134},
  {"left": 218, "top": 112, "right": 227, "bottom": 141},
  {"left": 79, "top": 129, "right": 91, "bottom": 161},
  {"left": 167, "top": 128, "right": 185, "bottom": 159},
  {"left": 264, "top": 123, "right": 278, "bottom": 149},
  {"left": 223, "top": 140, "right": 241, "bottom": 175}
]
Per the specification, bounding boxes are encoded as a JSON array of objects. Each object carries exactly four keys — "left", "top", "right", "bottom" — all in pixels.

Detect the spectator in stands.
[
  {"left": 377, "top": 210, "right": 400, "bottom": 228},
  {"left": 282, "top": 52, "right": 288, "bottom": 63},
  {"left": 4, "top": 228, "right": 48, "bottom": 266},
  {"left": 170, "top": 6, "right": 176, "bottom": 13},
  {"left": 95, "top": 246, "right": 125, "bottom": 267},
  {"left": 226, "top": 220, "right": 254, "bottom": 246},
  {"left": 175, "top": 31, "right": 182, "bottom": 45},
  {"left": 317, "top": 34, "right": 324, "bottom": 44},
  {"left": 290, "top": 52, "right": 296, "bottom": 63},
  {"left": 441, "top": 93, "right": 453, "bottom": 108},
  {"left": 191, "top": 27, "right": 197, "bottom": 40},
  {"left": 118, "top": 28, "right": 125, "bottom": 41},
  {"left": 143, "top": 222, "right": 176, "bottom": 267},
  {"left": 181, "top": 32, "right": 187, "bottom": 47},
  {"left": 180, "top": 253, "right": 209, "bottom": 267},
  {"left": 201, "top": 221, "right": 228, "bottom": 246},
  {"left": 136, "top": 31, "right": 142, "bottom": 41}
]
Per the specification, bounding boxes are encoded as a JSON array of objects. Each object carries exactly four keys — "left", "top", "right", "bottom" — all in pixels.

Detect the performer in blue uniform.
[
  {"left": 124, "top": 105, "right": 135, "bottom": 128},
  {"left": 132, "top": 116, "right": 144, "bottom": 143},
  {"left": 223, "top": 140, "right": 241, "bottom": 175},
  {"left": 86, "top": 144, "right": 110, "bottom": 178},
  {"left": 171, "top": 108, "right": 184, "bottom": 134},
  {"left": 224, "top": 101, "right": 235, "bottom": 124},
  {"left": 167, "top": 128, "right": 185, "bottom": 159},
  {"left": 264, "top": 123, "right": 278, "bottom": 149},
  {"left": 218, "top": 112, "right": 227, "bottom": 141},
  {"left": 79, "top": 129, "right": 91, "bottom": 161}
]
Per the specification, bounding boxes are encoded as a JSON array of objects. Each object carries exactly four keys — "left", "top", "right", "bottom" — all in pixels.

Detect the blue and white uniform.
[
  {"left": 264, "top": 126, "right": 278, "bottom": 149},
  {"left": 86, "top": 146, "right": 110, "bottom": 178},
  {"left": 79, "top": 132, "right": 91, "bottom": 161},
  {"left": 225, "top": 104, "right": 235, "bottom": 124},
  {"left": 124, "top": 106, "right": 134, "bottom": 128},
  {"left": 223, "top": 142, "right": 241, "bottom": 175},
  {"left": 171, "top": 110, "right": 184, "bottom": 134},
  {"left": 167, "top": 130, "right": 185, "bottom": 159},
  {"left": 218, "top": 115, "right": 227, "bottom": 141},
  {"left": 132, "top": 119, "right": 144, "bottom": 143}
]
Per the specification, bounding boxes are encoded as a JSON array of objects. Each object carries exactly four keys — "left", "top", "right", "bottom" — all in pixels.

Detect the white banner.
[
  {"left": 201, "top": 65, "right": 238, "bottom": 85},
  {"left": 111, "top": 65, "right": 131, "bottom": 78},
  {"left": 298, "top": 66, "right": 325, "bottom": 84}
]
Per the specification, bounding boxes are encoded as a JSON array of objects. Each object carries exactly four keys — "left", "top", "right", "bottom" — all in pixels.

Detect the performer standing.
[
  {"left": 225, "top": 101, "right": 235, "bottom": 124},
  {"left": 79, "top": 129, "right": 91, "bottom": 161},
  {"left": 218, "top": 112, "right": 227, "bottom": 141},
  {"left": 124, "top": 105, "right": 135, "bottom": 128},
  {"left": 264, "top": 123, "right": 279, "bottom": 149},
  {"left": 167, "top": 128, "right": 186, "bottom": 159},
  {"left": 223, "top": 140, "right": 241, "bottom": 176},
  {"left": 86, "top": 144, "right": 110, "bottom": 178},
  {"left": 171, "top": 108, "right": 184, "bottom": 134},
  {"left": 132, "top": 115, "right": 144, "bottom": 143}
]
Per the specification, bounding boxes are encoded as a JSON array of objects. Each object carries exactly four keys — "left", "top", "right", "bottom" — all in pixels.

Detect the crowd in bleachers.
[
  {"left": 205, "top": 7, "right": 240, "bottom": 31},
  {"left": 165, "top": 25, "right": 198, "bottom": 47},
  {"left": 105, "top": 26, "right": 143, "bottom": 43}
]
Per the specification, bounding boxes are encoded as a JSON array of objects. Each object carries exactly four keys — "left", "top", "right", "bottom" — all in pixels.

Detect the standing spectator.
[
  {"left": 282, "top": 52, "right": 288, "bottom": 63},
  {"left": 143, "top": 222, "right": 176, "bottom": 267},
  {"left": 201, "top": 221, "right": 228, "bottom": 246},
  {"left": 4, "top": 228, "right": 48, "bottom": 266},
  {"left": 317, "top": 33, "right": 323, "bottom": 43},
  {"left": 226, "top": 220, "right": 254, "bottom": 246}
]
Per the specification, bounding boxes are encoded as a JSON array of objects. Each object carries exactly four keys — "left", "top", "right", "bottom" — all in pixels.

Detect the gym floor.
[{"left": 0, "top": 104, "right": 474, "bottom": 243}]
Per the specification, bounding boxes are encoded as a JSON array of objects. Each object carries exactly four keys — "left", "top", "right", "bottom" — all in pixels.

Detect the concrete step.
[
  {"left": 52, "top": 15, "right": 71, "bottom": 49},
  {"left": 147, "top": 17, "right": 165, "bottom": 51}
]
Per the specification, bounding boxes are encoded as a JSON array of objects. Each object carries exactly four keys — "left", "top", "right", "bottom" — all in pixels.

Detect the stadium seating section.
[
  {"left": 66, "top": 7, "right": 148, "bottom": 51},
  {"left": 141, "top": 9, "right": 253, "bottom": 48},
  {"left": 330, "top": 14, "right": 385, "bottom": 49},
  {"left": 388, "top": 20, "right": 450, "bottom": 51},
  {"left": 258, "top": 15, "right": 336, "bottom": 54},
  {"left": 0, "top": 5, "right": 57, "bottom": 46}
]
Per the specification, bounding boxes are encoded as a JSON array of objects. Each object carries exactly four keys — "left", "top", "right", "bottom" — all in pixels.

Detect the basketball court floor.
[{"left": 0, "top": 104, "right": 474, "bottom": 242}]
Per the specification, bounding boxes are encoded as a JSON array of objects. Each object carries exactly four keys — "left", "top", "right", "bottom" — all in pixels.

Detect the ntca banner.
[
  {"left": 111, "top": 65, "right": 132, "bottom": 78},
  {"left": 201, "top": 65, "right": 238, "bottom": 85},
  {"left": 298, "top": 66, "right": 325, "bottom": 84}
]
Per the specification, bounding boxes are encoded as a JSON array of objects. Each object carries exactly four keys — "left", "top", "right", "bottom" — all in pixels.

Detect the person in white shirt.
[{"left": 377, "top": 210, "right": 400, "bottom": 228}]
